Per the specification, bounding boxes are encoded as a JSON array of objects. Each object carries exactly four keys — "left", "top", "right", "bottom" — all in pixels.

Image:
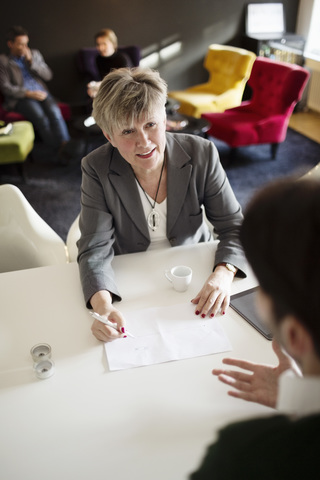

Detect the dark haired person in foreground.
[{"left": 191, "top": 178, "right": 320, "bottom": 479}]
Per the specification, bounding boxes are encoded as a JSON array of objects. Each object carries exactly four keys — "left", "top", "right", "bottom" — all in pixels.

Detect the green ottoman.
[{"left": 0, "top": 121, "right": 35, "bottom": 179}]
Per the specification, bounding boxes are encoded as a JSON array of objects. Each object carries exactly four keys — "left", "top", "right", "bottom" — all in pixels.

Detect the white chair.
[
  {"left": 66, "top": 214, "right": 80, "bottom": 262},
  {"left": 0, "top": 184, "right": 68, "bottom": 273}
]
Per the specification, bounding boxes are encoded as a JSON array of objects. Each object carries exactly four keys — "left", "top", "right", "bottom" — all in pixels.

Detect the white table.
[{"left": 0, "top": 242, "right": 276, "bottom": 480}]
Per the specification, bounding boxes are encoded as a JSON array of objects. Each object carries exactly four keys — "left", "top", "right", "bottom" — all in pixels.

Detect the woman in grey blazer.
[{"left": 77, "top": 67, "right": 248, "bottom": 342}]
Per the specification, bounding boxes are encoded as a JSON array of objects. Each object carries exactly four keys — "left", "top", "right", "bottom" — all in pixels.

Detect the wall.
[{"left": 0, "top": 0, "right": 299, "bottom": 102}]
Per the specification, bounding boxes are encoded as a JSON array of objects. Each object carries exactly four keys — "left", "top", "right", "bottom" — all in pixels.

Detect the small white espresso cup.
[{"left": 165, "top": 265, "right": 193, "bottom": 292}]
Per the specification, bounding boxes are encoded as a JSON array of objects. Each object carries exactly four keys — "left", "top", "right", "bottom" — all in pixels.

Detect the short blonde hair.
[
  {"left": 94, "top": 28, "right": 118, "bottom": 49},
  {"left": 92, "top": 67, "right": 168, "bottom": 137}
]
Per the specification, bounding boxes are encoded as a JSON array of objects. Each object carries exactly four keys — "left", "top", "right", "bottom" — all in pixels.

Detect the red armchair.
[{"left": 202, "top": 57, "right": 310, "bottom": 159}]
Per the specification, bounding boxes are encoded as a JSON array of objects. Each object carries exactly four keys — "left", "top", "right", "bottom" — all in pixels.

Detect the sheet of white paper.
[{"left": 105, "top": 303, "right": 232, "bottom": 371}]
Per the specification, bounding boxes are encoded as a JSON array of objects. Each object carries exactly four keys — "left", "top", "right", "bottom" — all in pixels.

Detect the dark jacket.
[
  {"left": 0, "top": 49, "right": 52, "bottom": 110},
  {"left": 190, "top": 413, "right": 320, "bottom": 480}
]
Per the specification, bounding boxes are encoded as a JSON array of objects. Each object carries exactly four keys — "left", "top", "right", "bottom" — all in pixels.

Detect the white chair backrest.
[
  {"left": 66, "top": 214, "right": 80, "bottom": 262},
  {"left": 0, "top": 184, "right": 68, "bottom": 273}
]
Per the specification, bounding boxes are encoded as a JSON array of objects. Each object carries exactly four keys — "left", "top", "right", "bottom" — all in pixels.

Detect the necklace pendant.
[{"left": 148, "top": 209, "right": 160, "bottom": 231}]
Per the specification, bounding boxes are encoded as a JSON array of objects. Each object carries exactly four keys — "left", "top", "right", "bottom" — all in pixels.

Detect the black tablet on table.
[{"left": 230, "top": 287, "right": 273, "bottom": 341}]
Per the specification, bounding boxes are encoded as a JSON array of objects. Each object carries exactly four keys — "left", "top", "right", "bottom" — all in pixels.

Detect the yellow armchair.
[{"left": 168, "top": 44, "right": 256, "bottom": 118}]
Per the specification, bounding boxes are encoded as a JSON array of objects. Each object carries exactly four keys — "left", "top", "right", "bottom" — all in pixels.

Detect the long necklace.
[{"left": 133, "top": 158, "right": 166, "bottom": 232}]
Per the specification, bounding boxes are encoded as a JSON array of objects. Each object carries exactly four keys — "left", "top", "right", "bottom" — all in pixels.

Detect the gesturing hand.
[{"left": 212, "top": 339, "right": 295, "bottom": 408}]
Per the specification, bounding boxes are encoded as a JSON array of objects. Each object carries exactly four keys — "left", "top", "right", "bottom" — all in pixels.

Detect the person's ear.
[
  {"left": 280, "top": 316, "right": 313, "bottom": 359},
  {"left": 103, "top": 131, "right": 113, "bottom": 145},
  {"left": 163, "top": 107, "right": 167, "bottom": 124}
]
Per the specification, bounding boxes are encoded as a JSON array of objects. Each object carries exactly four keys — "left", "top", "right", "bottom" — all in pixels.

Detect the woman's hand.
[
  {"left": 90, "top": 290, "right": 127, "bottom": 342},
  {"left": 87, "top": 81, "right": 101, "bottom": 98},
  {"left": 191, "top": 265, "right": 234, "bottom": 317},
  {"left": 212, "top": 339, "right": 295, "bottom": 408}
]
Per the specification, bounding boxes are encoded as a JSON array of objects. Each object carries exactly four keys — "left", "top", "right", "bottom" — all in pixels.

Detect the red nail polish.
[
  {"left": 124, "top": 335, "right": 127, "bottom": 338},
  {"left": 210, "top": 313, "right": 214, "bottom": 318},
  {"left": 121, "top": 327, "right": 125, "bottom": 333},
  {"left": 195, "top": 310, "right": 200, "bottom": 315},
  {"left": 201, "top": 313, "right": 206, "bottom": 318},
  {"left": 222, "top": 311, "right": 225, "bottom": 315}
]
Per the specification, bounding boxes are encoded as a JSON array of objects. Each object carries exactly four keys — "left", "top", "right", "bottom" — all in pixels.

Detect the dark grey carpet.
[
  {"left": 214, "top": 128, "right": 320, "bottom": 209},
  {"left": 1, "top": 128, "right": 319, "bottom": 242}
]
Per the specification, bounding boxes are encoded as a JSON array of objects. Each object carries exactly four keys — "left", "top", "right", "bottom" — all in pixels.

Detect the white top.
[
  {"left": 136, "top": 180, "right": 171, "bottom": 250},
  {"left": 277, "top": 369, "right": 320, "bottom": 417}
]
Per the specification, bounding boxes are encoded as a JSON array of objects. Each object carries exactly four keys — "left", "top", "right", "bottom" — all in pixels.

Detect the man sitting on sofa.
[{"left": 0, "top": 25, "right": 71, "bottom": 159}]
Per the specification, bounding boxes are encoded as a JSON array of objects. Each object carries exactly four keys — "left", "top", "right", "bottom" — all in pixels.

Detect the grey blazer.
[
  {"left": 0, "top": 50, "right": 52, "bottom": 110},
  {"left": 77, "top": 132, "right": 247, "bottom": 305}
]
